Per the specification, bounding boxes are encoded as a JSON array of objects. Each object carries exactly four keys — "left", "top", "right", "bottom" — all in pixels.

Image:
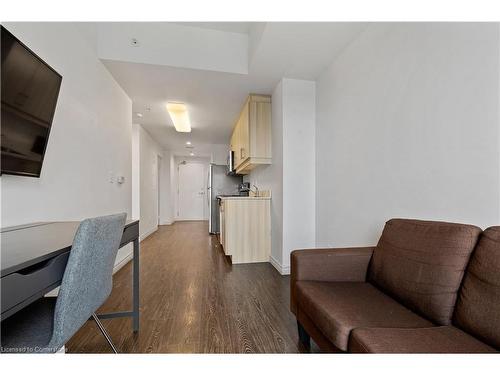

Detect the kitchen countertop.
[{"left": 218, "top": 196, "right": 271, "bottom": 200}]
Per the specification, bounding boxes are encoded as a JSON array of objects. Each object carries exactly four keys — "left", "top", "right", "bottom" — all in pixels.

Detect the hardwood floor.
[{"left": 66, "top": 221, "right": 318, "bottom": 353}]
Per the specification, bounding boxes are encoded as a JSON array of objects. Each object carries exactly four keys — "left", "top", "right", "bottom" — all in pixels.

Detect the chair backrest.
[
  {"left": 454, "top": 226, "right": 500, "bottom": 349},
  {"left": 368, "top": 218, "right": 481, "bottom": 325},
  {"left": 48, "top": 213, "right": 127, "bottom": 350}
]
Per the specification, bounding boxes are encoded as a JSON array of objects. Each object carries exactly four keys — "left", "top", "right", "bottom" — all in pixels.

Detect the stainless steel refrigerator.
[{"left": 207, "top": 164, "right": 242, "bottom": 234}]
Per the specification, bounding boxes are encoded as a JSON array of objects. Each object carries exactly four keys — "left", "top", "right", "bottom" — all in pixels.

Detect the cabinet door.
[
  {"left": 232, "top": 118, "right": 241, "bottom": 168},
  {"left": 239, "top": 101, "right": 250, "bottom": 162},
  {"left": 249, "top": 99, "right": 272, "bottom": 159},
  {"left": 230, "top": 126, "right": 238, "bottom": 162},
  {"left": 219, "top": 201, "right": 225, "bottom": 249}
]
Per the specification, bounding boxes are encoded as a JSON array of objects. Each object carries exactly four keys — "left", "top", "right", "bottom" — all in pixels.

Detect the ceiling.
[
  {"left": 173, "top": 22, "right": 255, "bottom": 34},
  {"left": 97, "top": 22, "right": 367, "bottom": 152},
  {"left": 103, "top": 59, "right": 275, "bottom": 150}
]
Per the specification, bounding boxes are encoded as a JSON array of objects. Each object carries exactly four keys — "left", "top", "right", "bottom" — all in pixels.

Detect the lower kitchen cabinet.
[{"left": 219, "top": 197, "right": 271, "bottom": 264}]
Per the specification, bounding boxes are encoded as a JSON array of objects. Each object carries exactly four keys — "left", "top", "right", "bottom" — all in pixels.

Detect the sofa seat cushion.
[
  {"left": 369, "top": 219, "right": 482, "bottom": 325},
  {"left": 349, "top": 326, "right": 496, "bottom": 353},
  {"left": 295, "top": 281, "right": 433, "bottom": 351}
]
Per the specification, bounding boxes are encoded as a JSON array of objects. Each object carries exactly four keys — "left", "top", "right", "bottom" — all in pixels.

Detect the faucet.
[{"left": 252, "top": 184, "right": 259, "bottom": 197}]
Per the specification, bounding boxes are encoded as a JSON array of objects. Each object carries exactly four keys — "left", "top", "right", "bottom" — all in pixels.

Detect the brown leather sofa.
[{"left": 290, "top": 219, "right": 500, "bottom": 353}]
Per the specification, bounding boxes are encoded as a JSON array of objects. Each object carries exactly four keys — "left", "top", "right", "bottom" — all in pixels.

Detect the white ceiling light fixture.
[
  {"left": 166, "top": 102, "right": 191, "bottom": 133},
  {"left": 186, "top": 141, "right": 191, "bottom": 145},
  {"left": 190, "top": 152, "right": 195, "bottom": 156},
  {"left": 136, "top": 112, "right": 143, "bottom": 118}
]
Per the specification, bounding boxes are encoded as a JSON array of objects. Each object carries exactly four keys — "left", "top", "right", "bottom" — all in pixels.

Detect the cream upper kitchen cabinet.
[
  {"left": 230, "top": 106, "right": 243, "bottom": 168},
  {"left": 231, "top": 95, "right": 271, "bottom": 175},
  {"left": 238, "top": 100, "right": 250, "bottom": 162}
]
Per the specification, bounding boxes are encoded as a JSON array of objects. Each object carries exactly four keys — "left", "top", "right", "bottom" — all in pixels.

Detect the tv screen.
[{"left": 1, "top": 26, "right": 62, "bottom": 177}]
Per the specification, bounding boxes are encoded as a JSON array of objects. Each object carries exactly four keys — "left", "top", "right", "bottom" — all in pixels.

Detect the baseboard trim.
[
  {"left": 269, "top": 255, "right": 281, "bottom": 273},
  {"left": 113, "top": 251, "right": 133, "bottom": 274},
  {"left": 175, "top": 219, "right": 209, "bottom": 222},
  {"left": 270, "top": 255, "right": 290, "bottom": 275},
  {"left": 281, "top": 264, "right": 290, "bottom": 275},
  {"left": 114, "top": 225, "right": 158, "bottom": 273},
  {"left": 115, "top": 224, "right": 161, "bottom": 275},
  {"left": 140, "top": 226, "right": 158, "bottom": 242}
]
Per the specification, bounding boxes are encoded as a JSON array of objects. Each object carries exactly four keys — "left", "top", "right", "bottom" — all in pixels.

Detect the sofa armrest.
[{"left": 290, "top": 247, "right": 374, "bottom": 314}]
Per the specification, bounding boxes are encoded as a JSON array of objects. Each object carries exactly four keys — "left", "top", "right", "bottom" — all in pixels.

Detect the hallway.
[{"left": 66, "top": 221, "right": 315, "bottom": 353}]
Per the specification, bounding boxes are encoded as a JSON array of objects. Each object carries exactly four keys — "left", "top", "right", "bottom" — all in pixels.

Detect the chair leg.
[
  {"left": 92, "top": 313, "right": 118, "bottom": 353},
  {"left": 297, "top": 320, "right": 311, "bottom": 348}
]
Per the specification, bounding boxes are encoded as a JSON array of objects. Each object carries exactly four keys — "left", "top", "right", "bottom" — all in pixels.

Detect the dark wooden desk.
[{"left": 0, "top": 220, "right": 140, "bottom": 332}]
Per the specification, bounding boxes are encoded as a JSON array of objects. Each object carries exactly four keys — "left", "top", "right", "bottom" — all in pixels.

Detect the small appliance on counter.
[{"left": 238, "top": 182, "right": 250, "bottom": 196}]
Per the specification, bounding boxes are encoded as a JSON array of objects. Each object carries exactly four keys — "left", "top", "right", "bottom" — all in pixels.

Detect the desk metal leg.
[{"left": 133, "top": 238, "right": 140, "bottom": 332}]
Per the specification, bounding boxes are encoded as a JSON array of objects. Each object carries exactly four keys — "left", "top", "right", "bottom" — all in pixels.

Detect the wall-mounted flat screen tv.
[{"left": 1, "top": 26, "right": 62, "bottom": 177}]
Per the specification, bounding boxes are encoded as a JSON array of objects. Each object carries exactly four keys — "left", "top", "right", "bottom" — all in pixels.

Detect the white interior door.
[{"left": 178, "top": 162, "right": 205, "bottom": 220}]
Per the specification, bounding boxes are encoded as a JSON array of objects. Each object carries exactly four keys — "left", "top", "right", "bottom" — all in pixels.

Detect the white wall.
[
  {"left": 131, "top": 124, "right": 141, "bottom": 220},
  {"left": 282, "top": 79, "right": 316, "bottom": 272},
  {"left": 97, "top": 23, "right": 248, "bottom": 75},
  {"left": 210, "top": 144, "right": 229, "bottom": 165},
  {"left": 0, "top": 23, "right": 133, "bottom": 267},
  {"left": 134, "top": 124, "right": 165, "bottom": 240},
  {"left": 169, "top": 154, "right": 177, "bottom": 223},
  {"left": 166, "top": 143, "right": 228, "bottom": 166},
  {"left": 246, "top": 78, "right": 316, "bottom": 274},
  {"left": 1, "top": 23, "right": 132, "bottom": 227},
  {"left": 316, "top": 23, "right": 500, "bottom": 248},
  {"left": 159, "top": 150, "right": 174, "bottom": 225}
]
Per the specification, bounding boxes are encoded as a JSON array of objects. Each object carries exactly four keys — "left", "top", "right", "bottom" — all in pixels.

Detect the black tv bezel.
[{"left": 1, "top": 25, "right": 63, "bottom": 178}]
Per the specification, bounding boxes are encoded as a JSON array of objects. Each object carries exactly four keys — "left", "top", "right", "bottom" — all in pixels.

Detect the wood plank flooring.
[{"left": 66, "top": 221, "right": 318, "bottom": 353}]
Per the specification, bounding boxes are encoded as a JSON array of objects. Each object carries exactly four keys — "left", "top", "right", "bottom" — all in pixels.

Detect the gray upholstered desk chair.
[{"left": 0, "top": 213, "right": 127, "bottom": 353}]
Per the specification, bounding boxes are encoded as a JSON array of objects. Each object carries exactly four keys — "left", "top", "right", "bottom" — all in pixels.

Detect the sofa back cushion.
[
  {"left": 369, "top": 219, "right": 481, "bottom": 325},
  {"left": 454, "top": 226, "right": 500, "bottom": 349}
]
